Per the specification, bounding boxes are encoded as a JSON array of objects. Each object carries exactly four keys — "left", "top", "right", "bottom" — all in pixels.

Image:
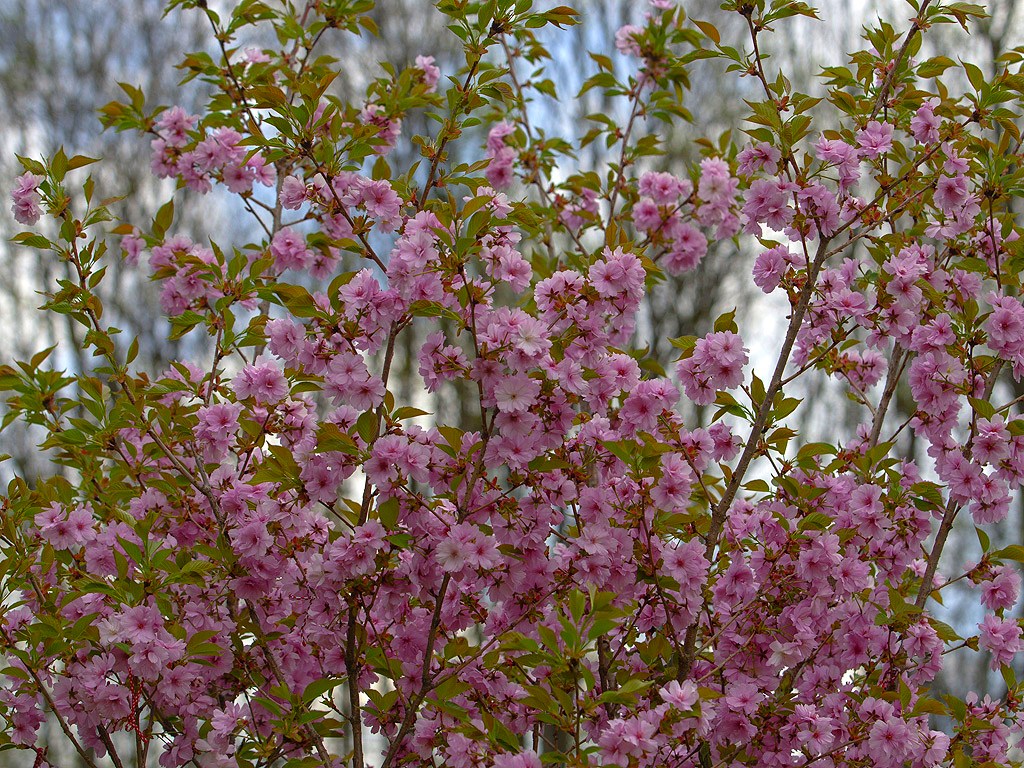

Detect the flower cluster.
[
  {"left": 152, "top": 107, "right": 276, "bottom": 195},
  {"left": 632, "top": 164, "right": 742, "bottom": 275},
  {"left": 10, "top": 172, "right": 42, "bottom": 225}
]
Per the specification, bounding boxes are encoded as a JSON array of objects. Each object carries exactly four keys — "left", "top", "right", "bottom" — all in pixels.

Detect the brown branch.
[
  {"left": 345, "top": 601, "right": 364, "bottom": 767},
  {"left": 868, "top": 346, "right": 910, "bottom": 448},
  {"left": 420, "top": 58, "right": 481, "bottom": 208},
  {"left": 680, "top": 234, "right": 831, "bottom": 676},
  {"left": 870, "top": 0, "right": 934, "bottom": 119},
  {"left": 605, "top": 90, "right": 643, "bottom": 227},
  {"left": 26, "top": 667, "right": 100, "bottom": 768},
  {"left": 499, "top": 35, "right": 589, "bottom": 259},
  {"left": 380, "top": 573, "right": 452, "bottom": 768},
  {"left": 247, "top": 607, "right": 334, "bottom": 767},
  {"left": 915, "top": 359, "right": 1004, "bottom": 608}
]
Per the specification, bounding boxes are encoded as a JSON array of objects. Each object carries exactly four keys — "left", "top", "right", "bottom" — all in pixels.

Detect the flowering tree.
[{"left": 3, "top": 0, "right": 1024, "bottom": 766}]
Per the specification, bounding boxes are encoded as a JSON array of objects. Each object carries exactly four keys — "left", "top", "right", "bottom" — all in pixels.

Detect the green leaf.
[
  {"left": 356, "top": 411, "right": 379, "bottom": 444},
  {"left": 601, "top": 440, "right": 635, "bottom": 466},
  {"left": 51, "top": 147, "right": 68, "bottom": 182},
  {"left": 392, "top": 406, "right": 430, "bottom": 420},
  {"left": 568, "top": 590, "right": 585, "bottom": 624},
  {"left": 17, "top": 155, "right": 46, "bottom": 175},
  {"left": 917, "top": 56, "right": 955, "bottom": 78},
  {"left": 670, "top": 335, "right": 698, "bottom": 355},
  {"left": 963, "top": 61, "right": 986, "bottom": 92},
  {"left": 528, "top": 455, "right": 571, "bottom": 472},
  {"left": 12, "top": 233, "right": 52, "bottom": 250},
  {"left": 693, "top": 19, "right": 720, "bottom": 45},
  {"left": 797, "top": 442, "right": 835, "bottom": 459},
  {"left": 317, "top": 423, "right": 359, "bottom": 455},
  {"left": 1002, "top": 662, "right": 1017, "bottom": 691},
  {"left": 302, "top": 677, "right": 343, "bottom": 704},
  {"left": 968, "top": 396, "right": 995, "bottom": 419},
  {"left": 946, "top": 695, "right": 967, "bottom": 722},
  {"left": 67, "top": 155, "right": 100, "bottom": 171},
  {"left": 713, "top": 308, "right": 738, "bottom": 334},
  {"left": 910, "top": 481, "right": 944, "bottom": 508},
  {"left": 798, "top": 512, "right": 832, "bottom": 531},
  {"left": 929, "top": 617, "right": 961, "bottom": 642},
  {"left": 588, "top": 618, "right": 618, "bottom": 639},
  {"left": 976, "top": 526, "right": 990, "bottom": 553},
  {"left": 168, "top": 310, "right": 204, "bottom": 340},
  {"left": 911, "top": 696, "right": 948, "bottom": 716},
  {"left": 617, "top": 678, "right": 653, "bottom": 694},
  {"left": 377, "top": 497, "right": 399, "bottom": 529},
  {"left": 118, "top": 81, "right": 145, "bottom": 109},
  {"left": 750, "top": 374, "right": 767, "bottom": 406},
  {"left": 993, "top": 544, "right": 1024, "bottom": 562},
  {"left": 773, "top": 397, "right": 801, "bottom": 420},
  {"left": 153, "top": 199, "right": 175, "bottom": 238},
  {"left": 269, "top": 284, "right": 318, "bottom": 318},
  {"left": 30, "top": 345, "right": 57, "bottom": 369}
]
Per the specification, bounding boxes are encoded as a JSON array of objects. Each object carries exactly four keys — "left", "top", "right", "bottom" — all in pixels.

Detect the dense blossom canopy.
[{"left": 3, "top": 1, "right": 1024, "bottom": 767}]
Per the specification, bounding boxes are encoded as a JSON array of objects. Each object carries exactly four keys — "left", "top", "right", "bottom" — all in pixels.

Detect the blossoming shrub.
[{"left": 2, "top": 0, "right": 1024, "bottom": 767}]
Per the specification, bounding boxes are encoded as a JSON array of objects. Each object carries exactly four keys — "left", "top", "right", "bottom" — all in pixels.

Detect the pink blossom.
[
  {"left": 589, "top": 247, "right": 645, "bottom": 299},
  {"left": 660, "top": 679, "right": 698, "bottom": 709},
  {"left": 156, "top": 106, "right": 198, "bottom": 147},
  {"left": 856, "top": 120, "right": 894, "bottom": 158},
  {"left": 280, "top": 175, "right": 308, "bottom": 209},
  {"left": 639, "top": 171, "right": 690, "bottom": 204},
  {"left": 663, "top": 224, "right": 707, "bottom": 274},
  {"left": 121, "top": 228, "right": 145, "bottom": 265},
  {"left": 978, "top": 565, "right": 1021, "bottom": 611},
  {"left": 360, "top": 103, "right": 401, "bottom": 155},
  {"left": 934, "top": 174, "right": 968, "bottom": 213},
  {"left": 676, "top": 330, "right": 748, "bottom": 405},
  {"left": 494, "top": 373, "right": 540, "bottom": 413},
  {"left": 485, "top": 128, "right": 516, "bottom": 190},
  {"left": 415, "top": 55, "right": 440, "bottom": 92},
  {"left": 632, "top": 197, "right": 663, "bottom": 231},
  {"left": 232, "top": 361, "right": 289, "bottom": 404},
  {"left": 752, "top": 245, "right": 789, "bottom": 292},
  {"left": 615, "top": 24, "right": 643, "bottom": 56},
  {"left": 911, "top": 101, "right": 941, "bottom": 143},
  {"left": 11, "top": 172, "right": 42, "bottom": 225},
  {"left": 814, "top": 136, "right": 860, "bottom": 188},
  {"left": 359, "top": 179, "right": 402, "bottom": 224},
  {"left": 979, "top": 614, "right": 1022, "bottom": 668},
  {"left": 697, "top": 157, "right": 737, "bottom": 204},
  {"left": 736, "top": 141, "right": 782, "bottom": 176},
  {"left": 742, "top": 178, "right": 794, "bottom": 235},
  {"left": 270, "top": 227, "right": 312, "bottom": 271}
]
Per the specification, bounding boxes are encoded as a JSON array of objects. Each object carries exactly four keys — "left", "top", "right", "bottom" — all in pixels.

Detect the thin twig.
[
  {"left": 680, "top": 233, "right": 831, "bottom": 676},
  {"left": 915, "top": 359, "right": 1004, "bottom": 608},
  {"left": 870, "top": 0, "right": 934, "bottom": 119}
]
